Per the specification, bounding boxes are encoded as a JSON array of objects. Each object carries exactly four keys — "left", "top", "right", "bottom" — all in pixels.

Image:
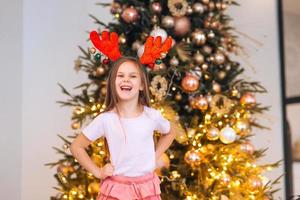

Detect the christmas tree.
[{"left": 46, "top": 0, "right": 282, "bottom": 199}]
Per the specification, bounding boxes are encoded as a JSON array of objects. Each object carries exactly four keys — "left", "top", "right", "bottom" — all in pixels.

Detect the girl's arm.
[
  {"left": 155, "top": 122, "right": 177, "bottom": 160},
  {"left": 70, "top": 133, "right": 103, "bottom": 179}
]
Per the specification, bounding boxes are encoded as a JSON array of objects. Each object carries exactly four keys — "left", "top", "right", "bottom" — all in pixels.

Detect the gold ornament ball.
[
  {"left": 206, "top": 93, "right": 212, "bottom": 102},
  {"left": 230, "top": 88, "right": 239, "bottom": 97},
  {"left": 202, "top": 45, "right": 212, "bottom": 54},
  {"left": 181, "top": 74, "right": 200, "bottom": 92},
  {"left": 57, "top": 164, "right": 75, "bottom": 176},
  {"left": 193, "top": 51, "right": 205, "bottom": 64},
  {"left": 219, "top": 126, "right": 237, "bottom": 144},
  {"left": 216, "top": 2, "right": 222, "bottom": 10},
  {"left": 118, "top": 34, "right": 127, "bottom": 44},
  {"left": 191, "top": 29, "right": 206, "bottom": 46},
  {"left": 239, "top": 141, "right": 255, "bottom": 154},
  {"left": 174, "top": 16, "right": 191, "bottom": 36},
  {"left": 184, "top": 149, "right": 203, "bottom": 166},
  {"left": 187, "top": 6, "right": 193, "bottom": 15},
  {"left": 201, "top": 63, "right": 209, "bottom": 71},
  {"left": 204, "top": 73, "right": 210, "bottom": 80},
  {"left": 71, "top": 122, "right": 80, "bottom": 130},
  {"left": 169, "top": 56, "right": 179, "bottom": 67},
  {"left": 214, "top": 52, "right": 226, "bottom": 64},
  {"left": 121, "top": 7, "right": 139, "bottom": 23},
  {"left": 88, "top": 182, "right": 100, "bottom": 194},
  {"left": 162, "top": 16, "right": 175, "bottom": 28},
  {"left": 217, "top": 71, "right": 226, "bottom": 80},
  {"left": 225, "top": 64, "right": 231, "bottom": 71},
  {"left": 208, "top": 55, "right": 214, "bottom": 62},
  {"left": 207, "top": 127, "right": 219, "bottom": 141},
  {"left": 114, "top": 13, "right": 120, "bottom": 20},
  {"left": 221, "top": 3, "right": 227, "bottom": 10},
  {"left": 195, "top": 95, "right": 208, "bottom": 111},
  {"left": 247, "top": 176, "right": 263, "bottom": 191},
  {"left": 175, "top": 93, "right": 182, "bottom": 101},
  {"left": 208, "top": 2, "right": 215, "bottom": 10},
  {"left": 240, "top": 92, "right": 256, "bottom": 105},
  {"left": 69, "top": 187, "right": 78, "bottom": 197},
  {"left": 189, "top": 97, "right": 197, "bottom": 109},
  {"left": 207, "top": 30, "right": 215, "bottom": 38},
  {"left": 212, "top": 81, "right": 221, "bottom": 93},
  {"left": 63, "top": 143, "right": 69, "bottom": 150},
  {"left": 211, "top": 20, "right": 220, "bottom": 29},
  {"left": 57, "top": 164, "right": 67, "bottom": 175},
  {"left": 96, "top": 66, "right": 105, "bottom": 76},
  {"left": 89, "top": 47, "right": 96, "bottom": 54},
  {"left": 192, "top": 3, "right": 205, "bottom": 14},
  {"left": 101, "top": 87, "right": 107, "bottom": 95},
  {"left": 234, "top": 119, "right": 250, "bottom": 136},
  {"left": 202, "top": 0, "right": 210, "bottom": 4},
  {"left": 151, "top": 2, "right": 162, "bottom": 13},
  {"left": 187, "top": 128, "right": 196, "bottom": 138}
]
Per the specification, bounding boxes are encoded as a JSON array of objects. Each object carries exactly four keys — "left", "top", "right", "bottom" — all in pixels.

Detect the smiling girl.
[{"left": 70, "top": 56, "right": 176, "bottom": 200}]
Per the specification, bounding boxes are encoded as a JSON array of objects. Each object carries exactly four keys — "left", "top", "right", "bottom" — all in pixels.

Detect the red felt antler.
[
  {"left": 140, "top": 36, "right": 173, "bottom": 66},
  {"left": 90, "top": 30, "right": 122, "bottom": 61}
]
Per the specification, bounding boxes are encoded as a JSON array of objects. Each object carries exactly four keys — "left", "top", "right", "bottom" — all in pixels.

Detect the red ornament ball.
[
  {"left": 181, "top": 74, "right": 200, "bottom": 92},
  {"left": 121, "top": 7, "right": 139, "bottom": 23},
  {"left": 102, "top": 58, "right": 110, "bottom": 65},
  {"left": 240, "top": 92, "right": 256, "bottom": 105}
]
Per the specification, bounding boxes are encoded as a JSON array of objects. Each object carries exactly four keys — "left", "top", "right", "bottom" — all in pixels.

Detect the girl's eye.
[
  {"left": 117, "top": 75, "right": 124, "bottom": 77},
  {"left": 130, "top": 75, "right": 137, "bottom": 78}
]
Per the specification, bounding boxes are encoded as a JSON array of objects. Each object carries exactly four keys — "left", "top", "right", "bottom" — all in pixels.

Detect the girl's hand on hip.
[{"left": 99, "top": 163, "right": 115, "bottom": 179}]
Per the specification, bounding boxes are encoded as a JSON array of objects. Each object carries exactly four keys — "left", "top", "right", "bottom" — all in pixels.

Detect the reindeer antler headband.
[{"left": 89, "top": 30, "right": 173, "bottom": 68}]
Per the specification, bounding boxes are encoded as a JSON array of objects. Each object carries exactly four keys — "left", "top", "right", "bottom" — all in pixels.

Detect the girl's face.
[{"left": 115, "top": 61, "right": 143, "bottom": 102}]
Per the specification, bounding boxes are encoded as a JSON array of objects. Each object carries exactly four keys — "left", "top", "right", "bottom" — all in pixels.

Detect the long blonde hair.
[{"left": 104, "top": 56, "right": 151, "bottom": 112}]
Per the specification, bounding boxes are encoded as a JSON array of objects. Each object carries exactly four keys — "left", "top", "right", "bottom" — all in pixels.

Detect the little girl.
[{"left": 71, "top": 56, "right": 176, "bottom": 200}]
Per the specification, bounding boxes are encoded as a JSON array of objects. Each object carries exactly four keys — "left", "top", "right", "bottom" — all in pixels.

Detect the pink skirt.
[{"left": 96, "top": 172, "right": 162, "bottom": 200}]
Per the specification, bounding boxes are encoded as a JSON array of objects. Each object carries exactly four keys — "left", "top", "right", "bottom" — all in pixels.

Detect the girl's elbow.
[
  {"left": 70, "top": 142, "right": 76, "bottom": 155},
  {"left": 70, "top": 140, "right": 81, "bottom": 155}
]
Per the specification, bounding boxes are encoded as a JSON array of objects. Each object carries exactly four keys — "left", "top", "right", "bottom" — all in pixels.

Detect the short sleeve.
[
  {"left": 154, "top": 110, "right": 171, "bottom": 135},
  {"left": 82, "top": 114, "right": 105, "bottom": 141}
]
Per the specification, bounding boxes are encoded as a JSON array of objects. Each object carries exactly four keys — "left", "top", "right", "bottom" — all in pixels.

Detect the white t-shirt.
[{"left": 82, "top": 105, "right": 171, "bottom": 177}]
